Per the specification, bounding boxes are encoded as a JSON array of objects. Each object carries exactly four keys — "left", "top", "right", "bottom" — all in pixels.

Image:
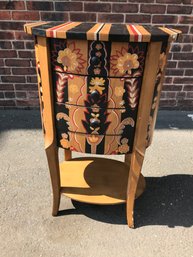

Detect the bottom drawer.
[{"left": 57, "top": 131, "right": 132, "bottom": 155}]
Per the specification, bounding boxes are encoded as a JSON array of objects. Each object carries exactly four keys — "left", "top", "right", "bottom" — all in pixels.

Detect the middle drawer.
[
  {"left": 53, "top": 72, "right": 142, "bottom": 109},
  {"left": 55, "top": 103, "right": 137, "bottom": 136}
]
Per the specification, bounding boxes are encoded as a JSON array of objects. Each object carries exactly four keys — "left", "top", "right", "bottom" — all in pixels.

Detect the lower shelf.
[{"left": 60, "top": 157, "right": 146, "bottom": 205}]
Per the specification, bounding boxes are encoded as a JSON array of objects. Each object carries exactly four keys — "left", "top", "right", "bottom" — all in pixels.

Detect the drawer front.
[
  {"left": 55, "top": 103, "right": 138, "bottom": 154},
  {"left": 50, "top": 38, "right": 147, "bottom": 77},
  {"left": 53, "top": 72, "right": 142, "bottom": 109}
]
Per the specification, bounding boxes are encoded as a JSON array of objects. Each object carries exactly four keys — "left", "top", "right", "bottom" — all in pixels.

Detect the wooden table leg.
[{"left": 45, "top": 145, "right": 61, "bottom": 216}]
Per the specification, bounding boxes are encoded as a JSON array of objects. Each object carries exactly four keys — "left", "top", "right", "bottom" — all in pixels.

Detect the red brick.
[
  {"left": 181, "top": 35, "right": 193, "bottom": 43},
  {"left": 12, "top": 11, "right": 40, "bottom": 20},
  {"left": 70, "top": 12, "right": 96, "bottom": 22},
  {"left": 0, "top": 1, "right": 25, "bottom": 10},
  {"left": 55, "top": 2, "right": 82, "bottom": 11},
  {"left": 159, "top": 99, "right": 177, "bottom": 107},
  {"left": 27, "top": 91, "right": 39, "bottom": 98},
  {"left": 156, "top": 0, "right": 181, "bottom": 3},
  {"left": 166, "top": 61, "right": 177, "bottom": 68},
  {"left": 16, "top": 92, "right": 27, "bottom": 99},
  {"left": 0, "top": 21, "right": 24, "bottom": 30},
  {"left": 12, "top": 68, "right": 36, "bottom": 75},
  {"left": 0, "top": 11, "right": 11, "bottom": 20},
  {"left": 13, "top": 41, "right": 25, "bottom": 49},
  {"left": 41, "top": 12, "right": 68, "bottom": 21},
  {"left": 182, "top": 44, "right": 192, "bottom": 52},
  {"left": 26, "top": 76, "right": 38, "bottom": 83},
  {"left": 166, "top": 92, "right": 176, "bottom": 98},
  {"left": 0, "top": 92, "right": 4, "bottom": 99},
  {"left": 174, "top": 77, "right": 193, "bottom": 84},
  {"left": 15, "top": 84, "right": 37, "bottom": 91},
  {"left": 177, "top": 99, "right": 193, "bottom": 107},
  {"left": 27, "top": 1, "right": 53, "bottom": 10},
  {"left": 0, "top": 100, "right": 16, "bottom": 107},
  {"left": 1, "top": 76, "right": 25, "bottom": 83},
  {"left": 0, "top": 68, "right": 11, "bottom": 75},
  {"left": 0, "top": 50, "right": 17, "bottom": 58},
  {"left": 25, "top": 41, "right": 35, "bottom": 49},
  {"left": 164, "top": 77, "right": 173, "bottom": 84},
  {"left": 0, "top": 84, "right": 14, "bottom": 91},
  {"left": 15, "top": 31, "right": 33, "bottom": 40},
  {"left": 129, "top": 0, "right": 154, "bottom": 2},
  {"left": 179, "top": 16, "right": 193, "bottom": 24},
  {"left": 101, "top": 0, "right": 126, "bottom": 2},
  {"left": 0, "top": 31, "right": 14, "bottom": 40},
  {"left": 140, "top": 4, "right": 166, "bottom": 14},
  {"left": 171, "top": 44, "right": 181, "bottom": 52},
  {"left": 167, "top": 5, "right": 192, "bottom": 14},
  {"left": 18, "top": 51, "right": 35, "bottom": 58},
  {"left": 184, "top": 85, "right": 193, "bottom": 91},
  {"left": 4, "top": 92, "right": 15, "bottom": 98},
  {"left": 186, "top": 92, "right": 193, "bottom": 98},
  {"left": 0, "top": 41, "right": 12, "bottom": 49},
  {"left": 152, "top": 15, "right": 178, "bottom": 24},
  {"left": 0, "top": 59, "right": 4, "bottom": 66},
  {"left": 165, "top": 69, "right": 184, "bottom": 76},
  {"left": 185, "top": 69, "right": 193, "bottom": 76},
  {"left": 126, "top": 14, "right": 151, "bottom": 23},
  {"left": 5, "top": 59, "right": 31, "bottom": 67},
  {"left": 16, "top": 99, "right": 39, "bottom": 106},
  {"left": 182, "top": 0, "right": 193, "bottom": 3},
  {"left": 112, "top": 3, "right": 138, "bottom": 13},
  {"left": 178, "top": 61, "right": 193, "bottom": 68},
  {"left": 173, "top": 52, "right": 193, "bottom": 60},
  {"left": 98, "top": 13, "right": 124, "bottom": 23},
  {"left": 176, "top": 91, "right": 186, "bottom": 99},
  {"left": 162, "top": 85, "right": 183, "bottom": 91}
]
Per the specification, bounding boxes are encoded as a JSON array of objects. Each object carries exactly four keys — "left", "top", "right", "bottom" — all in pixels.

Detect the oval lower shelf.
[{"left": 60, "top": 157, "right": 146, "bottom": 205}]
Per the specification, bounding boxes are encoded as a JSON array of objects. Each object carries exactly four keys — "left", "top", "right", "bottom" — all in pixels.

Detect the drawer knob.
[
  {"left": 90, "top": 90, "right": 100, "bottom": 102},
  {"left": 90, "top": 119, "right": 100, "bottom": 128},
  {"left": 91, "top": 56, "right": 100, "bottom": 65}
]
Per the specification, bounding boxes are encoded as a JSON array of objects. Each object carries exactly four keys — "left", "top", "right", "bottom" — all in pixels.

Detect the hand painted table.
[{"left": 24, "top": 22, "right": 181, "bottom": 228}]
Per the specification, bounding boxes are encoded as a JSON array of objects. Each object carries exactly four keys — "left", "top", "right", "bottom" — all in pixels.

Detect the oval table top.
[{"left": 24, "top": 22, "right": 181, "bottom": 43}]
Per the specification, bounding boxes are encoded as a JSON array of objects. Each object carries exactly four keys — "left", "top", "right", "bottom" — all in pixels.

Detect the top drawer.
[{"left": 50, "top": 38, "right": 147, "bottom": 78}]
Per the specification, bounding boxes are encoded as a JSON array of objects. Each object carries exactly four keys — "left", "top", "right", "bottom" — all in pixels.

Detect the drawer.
[
  {"left": 52, "top": 72, "right": 142, "bottom": 109},
  {"left": 55, "top": 103, "right": 138, "bottom": 154},
  {"left": 50, "top": 38, "right": 147, "bottom": 78},
  {"left": 57, "top": 131, "right": 133, "bottom": 155}
]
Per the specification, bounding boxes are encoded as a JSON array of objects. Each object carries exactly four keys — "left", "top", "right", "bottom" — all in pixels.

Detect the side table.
[{"left": 24, "top": 22, "right": 181, "bottom": 228}]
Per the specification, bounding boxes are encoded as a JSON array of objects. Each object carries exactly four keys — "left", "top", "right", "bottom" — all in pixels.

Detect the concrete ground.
[{"left": 0, "top": 110, "right": 193, "bottom": 257}]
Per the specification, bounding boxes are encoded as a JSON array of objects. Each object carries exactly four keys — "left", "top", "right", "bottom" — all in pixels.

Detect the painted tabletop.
[{"left": 24, "top": 22, "right": 181, "bottom": 42}]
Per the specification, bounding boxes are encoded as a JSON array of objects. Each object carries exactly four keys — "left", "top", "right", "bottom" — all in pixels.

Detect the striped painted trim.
[{"left": 24, "top": 22, "right": 182, "bottom": 42}]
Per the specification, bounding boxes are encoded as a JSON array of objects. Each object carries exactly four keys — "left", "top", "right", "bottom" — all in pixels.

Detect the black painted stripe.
[
  {"left": 144, "top": 25, "right": 169, "bottom": 42},
  {"left": 66, "top": 23, "right": 96, "bottom": 40},
  {"left": 96, "top": 23, "right": 105, "bottom": 41},
  {"left": 109, "top": 24, "right": 129, "bottom": 42},
  {"left": 32, "top": 22, "right": 62, "bottom": 37}
]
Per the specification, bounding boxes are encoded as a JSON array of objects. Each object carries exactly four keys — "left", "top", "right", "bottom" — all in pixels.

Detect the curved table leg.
[
  {"left": 45, "top": 145, "right": 61, "bottom": 216},
  {"left": 126, "top": 150, "right": 145, "bottom": 228}
]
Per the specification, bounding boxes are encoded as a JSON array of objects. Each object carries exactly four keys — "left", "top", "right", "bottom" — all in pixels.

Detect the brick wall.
[{"left": 0, "top": 0, "right": 192, "bottom": 109}]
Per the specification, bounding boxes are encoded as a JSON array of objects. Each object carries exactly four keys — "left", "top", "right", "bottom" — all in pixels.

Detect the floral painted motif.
[
  {"left": 118, "top": 138, "right": 130, "bottom": 154},
  {"left": 110, "top": 44, "right": 146, "bottom": 77},
  {"left": 89, "top": 77, "right": 105, "bottom": 94},
  {"left": 116, "top": 53, "right": 139, "bottom": 75},
  {"left": 60, "top": 133, "right": 71, "bottom": 149},
  {"left": 57, "top": 48, "right": 78, "bottom": 72},
  {"left": 52, "top": 39, "right": 86, "bottom": 74}
]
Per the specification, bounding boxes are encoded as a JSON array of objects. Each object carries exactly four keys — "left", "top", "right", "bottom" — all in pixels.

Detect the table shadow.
[{"left": 58, "top": 174, "right": 193, "bottom": 228}]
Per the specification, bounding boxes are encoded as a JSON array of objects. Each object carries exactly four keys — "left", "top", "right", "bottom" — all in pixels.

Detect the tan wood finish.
[
  {"left": 126, "top": 42, "right": 162, "bottom": 228},
  {"left": 36, "top": 36, "right": 61, "bottom": 216},
  {"left": 60, "top": 157, "right": 146, "bottom": 205},
  {"left": 147, "top": 43, "right": 171, "bottom": 147}
]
